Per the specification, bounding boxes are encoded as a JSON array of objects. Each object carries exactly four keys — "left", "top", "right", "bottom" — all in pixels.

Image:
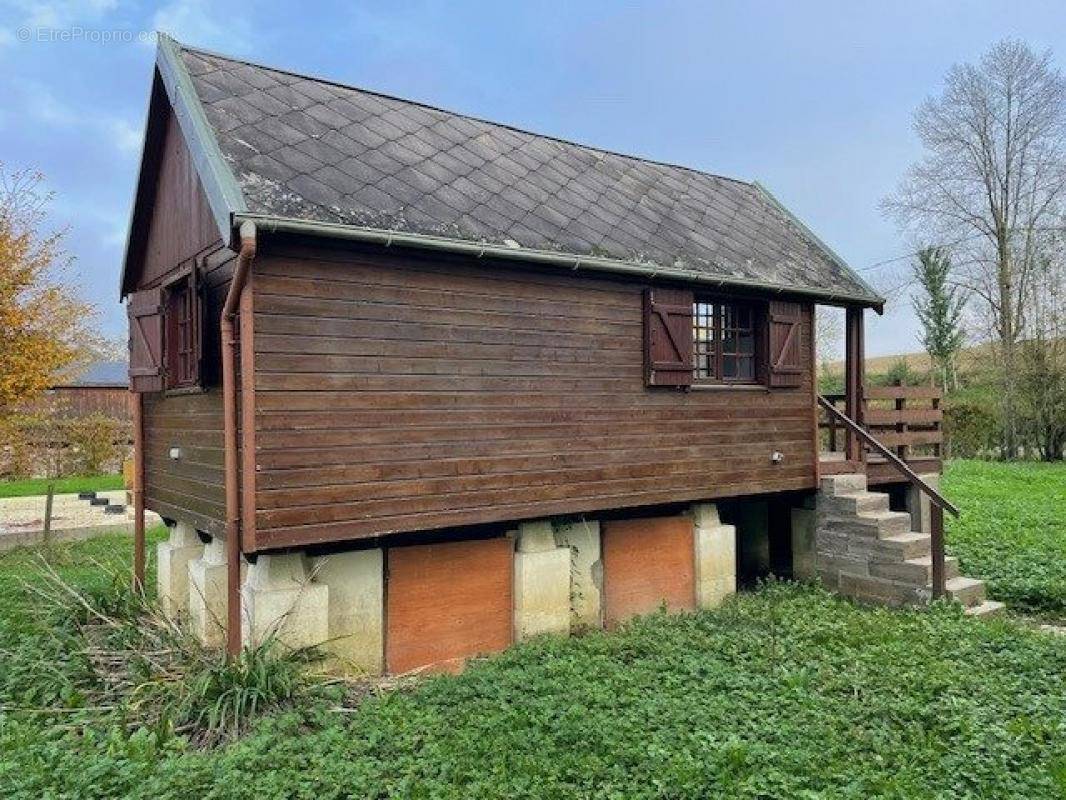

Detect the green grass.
[
  {"left": 0, "top": 474, "right": 125, "bottom": 498},
  {"left": 944, "top": 460, "right": 1066, "bottom": 620},
  {"left": 3, "top": 524, "right": 1066, "bottom": 798}
]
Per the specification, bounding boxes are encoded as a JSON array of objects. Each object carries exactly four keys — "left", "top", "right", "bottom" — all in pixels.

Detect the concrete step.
[
  {"left": 965, "top": 600, "right": 1006, "bottom": 618},
  {"left": 820, "top": 509, "right": 913, "bottom": 539},
  {"left": 89, "top": 497, "right": 109, "bottom": 507},
  {"left": 870, "top": 555, "right": 960, "bottom": 584},
  {"left": 946, "top": 576, "right": 987, "bottom": 607},
  {"left": 819, "top": 473, "right": 868, "bottom": 496},
  {"left": 873, "top": 532, "right": 932, "bottom": 561},
  {"left": 819, "top": 491, "right": 890, "bottom": 515},
  {"left": 104, "top": 504, "right": 126, "bottom": 515}
]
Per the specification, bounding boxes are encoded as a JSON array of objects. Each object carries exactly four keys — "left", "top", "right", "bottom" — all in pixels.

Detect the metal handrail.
[{"left": 818, "top": 395, "right": 957, "bottom": 598}]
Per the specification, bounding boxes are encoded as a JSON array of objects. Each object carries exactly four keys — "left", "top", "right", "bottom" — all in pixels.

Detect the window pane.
[
  {"left": 737, "top": 356, "right": 754, "bottom": 379},
  {"left": 722, "top": 355, "right": 737, "bottom": 378}
]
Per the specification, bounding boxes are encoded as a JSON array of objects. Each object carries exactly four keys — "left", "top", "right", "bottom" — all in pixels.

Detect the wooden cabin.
[{"left": 122, "top": 36, "right": 997, "bottom": 674}]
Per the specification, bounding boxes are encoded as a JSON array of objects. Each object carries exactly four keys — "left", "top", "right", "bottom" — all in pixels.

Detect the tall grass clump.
[{"left": 5, "top": 554, "right": 326, "bottom": 748}]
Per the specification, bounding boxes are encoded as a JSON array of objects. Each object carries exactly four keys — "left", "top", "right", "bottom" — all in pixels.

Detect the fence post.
[{"left": 43, "top": 482, "right": 55, "bottom": 551}]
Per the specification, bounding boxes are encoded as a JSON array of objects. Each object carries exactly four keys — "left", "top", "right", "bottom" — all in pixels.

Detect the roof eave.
[
  {"left": 118, "top": 33, "right": 246, "bottom": 298},
  {"left": 237, "top": 212, "right": 887, "bottom": 310},
  {"left": 753, "top": 182, "right": 886, "bottom": 313}
]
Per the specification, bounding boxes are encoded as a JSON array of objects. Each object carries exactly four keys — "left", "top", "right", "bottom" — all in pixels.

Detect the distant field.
[{"left": 826, "top": 342, "right": 994, "bottom": 376}]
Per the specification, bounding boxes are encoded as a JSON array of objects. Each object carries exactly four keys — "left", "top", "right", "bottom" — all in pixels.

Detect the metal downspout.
[{"left": 222, "top": 220, "right": 257, "bottom": 658}]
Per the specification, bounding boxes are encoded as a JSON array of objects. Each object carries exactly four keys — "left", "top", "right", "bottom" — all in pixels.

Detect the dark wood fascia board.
[
  {"left": 119, "top": 34, "right": 245, "bottom": 298},
  {"left": 245, "top": 214, "right": 886, "bottom": 311}
]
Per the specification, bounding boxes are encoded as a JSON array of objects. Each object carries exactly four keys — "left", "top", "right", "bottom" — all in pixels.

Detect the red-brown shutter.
[
  {"left": 767, "top": 300, "right": 805, "bottom": 388},
  {"left": 127, "top": 287, "right": 164, "bottom": 393},
  {"left": 189, "top": 264, "right": 202, "bottom": 385},
  {"left": 643, "top": 288, "right": 694, "bottom": 387}
]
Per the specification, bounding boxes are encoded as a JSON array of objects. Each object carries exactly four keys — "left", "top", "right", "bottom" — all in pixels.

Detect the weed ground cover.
[
  {"left": 944, "top": 460, "right": 1066, "bottom": 620},
  {"left": 2, "top": 523, "right": 1065, "bottom": 798}
]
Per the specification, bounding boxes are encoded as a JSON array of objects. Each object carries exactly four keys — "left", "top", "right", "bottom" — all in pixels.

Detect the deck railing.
[
  {"left": 820, "top": 381, "right": 943, "bottom": 474},
  {"left": 817, "top": 395, "right": 958, "bottom": 598}
]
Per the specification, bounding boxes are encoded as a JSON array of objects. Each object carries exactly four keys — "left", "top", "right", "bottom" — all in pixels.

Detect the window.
[
  {"left": 692, "top": 300, "right": 758, "bottom": 383},
  {"left": 164, "top": 273, "right": 200, "bottom": 390}
]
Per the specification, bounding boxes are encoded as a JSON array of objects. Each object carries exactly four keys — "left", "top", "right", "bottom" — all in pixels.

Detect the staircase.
[{"left": 816, "top": 473, "right": 1004, "bottom": 617}]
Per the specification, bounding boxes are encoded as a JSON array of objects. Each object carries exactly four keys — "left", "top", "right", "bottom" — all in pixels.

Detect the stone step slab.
[
  {"left": 869, "top": 555, "right": 960, "bottom": 585},
  {"left": 819, "top": 473, "right": 868, "bottom": 496},
  {"left": 965, "top": 600, "right": 1006, "bottom": 618},
  {"left": 945, "top": 576, "right": 987, "bottom": 607},
  {"left": 818, "top": 491, "right": 890, "bottom": 515}
]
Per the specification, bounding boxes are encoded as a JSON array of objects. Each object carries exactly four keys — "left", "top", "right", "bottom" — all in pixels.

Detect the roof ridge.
[{"left": 175, "top": 38, "right": 755, "bottom": 189}]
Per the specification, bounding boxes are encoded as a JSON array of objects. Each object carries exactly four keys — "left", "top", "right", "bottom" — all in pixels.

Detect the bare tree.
[
  {"left": 1017, "top": 238, "right": 1066, "bottom": 460},
  {"left": 884, "top": 40, "right": 1066, "bottom": 458}
]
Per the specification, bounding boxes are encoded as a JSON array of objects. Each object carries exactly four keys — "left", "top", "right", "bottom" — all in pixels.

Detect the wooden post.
[
  {"left": 131, "top": 392, "right": 145, "bottom": 592},
  {"left": 845, "top": 307, "right": 865, "bottom": 464},
  {"left": 894, "top": 378, "right": 909, "bottom": 463},
  {"left": 930, "top": 504, "right": 946, "bottom": 599}
]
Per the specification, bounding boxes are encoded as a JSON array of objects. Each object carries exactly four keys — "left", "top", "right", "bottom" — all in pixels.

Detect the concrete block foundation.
[
  {"left": 312, "top": 549, "right": 384, "bottom": 675},
  {"left": 691, "top": 503, "right": 736, "bottom": 609},
  {"left": 188, "top": 536, "right": 228, "bottom": 648},
  {"left": 790, "top": 506, "right": 817, "bottom": 581},
  {"left": 906, "top": 473, "right": 940, "bottom": 534},
  {"left": 241, "top": 553, "right": 329, "bottom": 651},
  {"left": 156, "top": 521, "right": 203, "bottom": 620},
  {"left": 513, "top": 520, "right": 571, "bottom": 640},
  {"left": 554, "top": 519, "right": 602, "bottom": 630}
]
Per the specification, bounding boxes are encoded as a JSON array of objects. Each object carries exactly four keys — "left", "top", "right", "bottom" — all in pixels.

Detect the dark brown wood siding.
[
  {"left": 132, "top": 104, "right": 235, "bottom": 534},
  {"left": 138, "top": 107, "right": 221, "bottom": 290},
  {"left": 250, "top": 242, "right": 817, "bottom": 551}
]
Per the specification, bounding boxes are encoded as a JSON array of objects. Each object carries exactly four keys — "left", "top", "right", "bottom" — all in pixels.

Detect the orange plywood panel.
[
  {"left": 386, "top": 537, "right": 513, "bottom": 674},
  {"left": 602, "top": 516, "right": 695, "bottom": 628}
]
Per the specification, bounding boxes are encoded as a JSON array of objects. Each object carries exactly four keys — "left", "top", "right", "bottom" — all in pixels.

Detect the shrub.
[
  {"left": 943, "top": 399, "right": 1000, "bottom": 458},
  {"left": 64, "top": 413, "right": 126, "bottom": 476}
]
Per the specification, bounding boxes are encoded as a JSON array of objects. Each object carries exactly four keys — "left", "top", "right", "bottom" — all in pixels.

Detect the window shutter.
[
  {"left": 128, "top": 287, "right": 164, "bottom": 393},
  {"left": 767, "top": 300, "right": 805, "bottom": 388},
  {"left": 190, "top": 264, "right": 203, "bottom": 384},
  {"left": 643, "top": 288, "right": 694, "bottom": 387}
]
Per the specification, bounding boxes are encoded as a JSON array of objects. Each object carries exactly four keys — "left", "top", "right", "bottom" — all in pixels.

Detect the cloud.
[
  {"left": 150, "top": 0, "right": 251, "bottom": 52},
  {"left": 13, "top": 0, "right": 118, "bottom": 29},
  {"left": 108, "top": 117, "right": 142, "bottom": 156},
  {"left": 17, "top": 81, "right": 142, "bottom": 157}
]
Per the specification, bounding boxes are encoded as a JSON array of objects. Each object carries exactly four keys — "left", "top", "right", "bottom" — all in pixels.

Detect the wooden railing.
[
  {"left": 820, "top": 381, "right": 943, "bottom": 478},
  {"left": 818, "top": 395, "right": 958, "bottom": 598}
]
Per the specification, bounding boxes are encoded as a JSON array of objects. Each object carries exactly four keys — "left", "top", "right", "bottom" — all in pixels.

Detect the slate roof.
[{"left": 134, "top": 36, "right": 882, "bottom": 306}]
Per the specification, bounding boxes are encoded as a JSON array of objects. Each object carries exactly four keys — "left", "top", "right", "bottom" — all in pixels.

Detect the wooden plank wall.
[
  {"left": 250, "top": 242, "right": 817, "bottom": 551},
  {"left": 138, "top": 107, "right": 221, "bottom": 289},
  {"left": 133, "top": 103, "right": 234, "bottom": 534}
]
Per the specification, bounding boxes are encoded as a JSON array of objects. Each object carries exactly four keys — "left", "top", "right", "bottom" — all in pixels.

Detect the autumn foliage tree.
[{"left": 0, "top": 166, "right": 97, "bottom": 415}]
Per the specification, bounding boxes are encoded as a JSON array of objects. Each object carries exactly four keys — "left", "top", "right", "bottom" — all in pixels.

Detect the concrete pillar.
[
  {"left": 790, "top": 506, "right": 817, "bottom": 581},
  {"left": 691, "top": 503, "right": 736, "bottom": 609},
  {"left": 513, "top": 520, "right": 571, "bottom": 640},
  {"left": 156, "top": 521, "right": 203, "bottom": 620},
  {"left": 311, "top": 549, "right": 384, "bottom": 676},
  {"left": 241, "top": 553, "right": 329, "bottom": 650},
  {"left": 188, "top": 536, "right": 228, "bottom": 648},
  {"left": 906, "top": 473, "right": 939, "bottom": 534},
  {"left": 554, "top": 519, "right": 602, "bottom": 630},
  {"left": 737, "top": 500, "right": 771, "bottom": 578}
]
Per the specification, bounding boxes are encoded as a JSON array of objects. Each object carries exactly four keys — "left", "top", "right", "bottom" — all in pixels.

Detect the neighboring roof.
[
  {"left": 50, "top": 360, "right": 128, "bottom": 388},
  {"left": 121, "top": 34, "right": 883, "bottom": 308}
]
